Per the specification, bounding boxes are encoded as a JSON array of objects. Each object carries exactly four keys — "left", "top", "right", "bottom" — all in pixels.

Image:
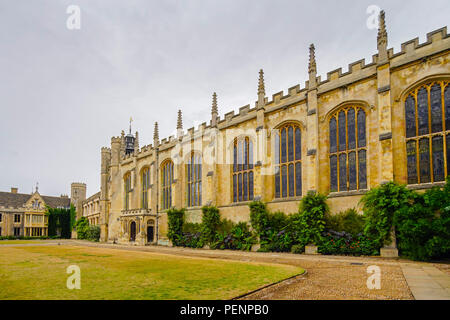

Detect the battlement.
[
  {"left": 110, "top": 25, "right": 449, "bottom": 163},
  {"left": 71, "top": 182, "right": 86, "bottom": 187},
  {"left": 111, "top": 136, "right": 122, "bottom": 144}
]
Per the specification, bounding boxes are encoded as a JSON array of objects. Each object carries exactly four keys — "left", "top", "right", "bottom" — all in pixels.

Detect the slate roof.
[{"left": 0, "top": 191, "right": 71, "bottom": 209}]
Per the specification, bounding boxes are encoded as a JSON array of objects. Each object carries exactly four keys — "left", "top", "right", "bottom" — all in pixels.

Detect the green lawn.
[
  {"left": 0, "top": 245, "right": 303, "bottom": 300},
  {"left": 0, "top": 240, "right": 59, "bottom": 245}
]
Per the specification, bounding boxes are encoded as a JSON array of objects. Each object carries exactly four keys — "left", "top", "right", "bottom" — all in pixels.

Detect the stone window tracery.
[
  {"left": 405, "top": 81, "right": 450, "bottom": 184},
  {"left": 186, "top": 153, "right": 202, "bottom": 207},
  {"left": 161, "top": 160, "right": 174, "bottom": 210},
  {"left": 232, "top": 137, "right": 254, "bottom": 202},
  {"left": 329, "top": 106, "right": 367, "bottom": 192},
  {"left": 274, "top": 123, "right": 302, "bottom": 198}
]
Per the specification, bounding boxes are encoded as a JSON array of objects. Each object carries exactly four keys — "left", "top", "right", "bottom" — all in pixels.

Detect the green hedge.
[{"left": 46, "top": 204, "right": 76, "bottom": 239}]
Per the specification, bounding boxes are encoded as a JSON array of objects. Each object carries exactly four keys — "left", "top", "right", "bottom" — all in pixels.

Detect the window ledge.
[
  {"left": 185, "top": 206, "right": 202, "bottom": 211},
  {"left": 327, "top": 189, "right": 368, "bottom": 198},
  {"left": 269, "top": 196, "right": 303, "bottom": 204},
  {"left": 407, "top": 182, "right": 446, "bottom": 190}
]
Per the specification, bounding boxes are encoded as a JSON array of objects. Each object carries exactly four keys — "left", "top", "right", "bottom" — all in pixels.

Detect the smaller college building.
[{"left": 0, "top": 186, "right": 79, "bottom": 237}]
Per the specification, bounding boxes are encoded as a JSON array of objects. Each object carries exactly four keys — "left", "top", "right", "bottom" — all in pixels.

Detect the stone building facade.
[
  {"left": 0, "top": 186, "right": 72, "bottom": 237},
  {"left": 93, "top": 12, "right": 449, "bottom": 245}
]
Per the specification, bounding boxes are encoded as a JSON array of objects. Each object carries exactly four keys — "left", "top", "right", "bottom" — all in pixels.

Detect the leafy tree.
[
  {"left": 360, "top": 182, "right": 412, "bottom": 248},
  {"left": 293, "top": 191, "right": 328, "bottom": 246},
  {"left": 75, "top": 217, "right": 89, "bottom": 239}
]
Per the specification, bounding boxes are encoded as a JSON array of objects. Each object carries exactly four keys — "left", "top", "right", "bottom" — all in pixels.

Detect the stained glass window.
[
  {"left": 405, "top": 81, "right": 450, "bottom": 184},
  {"left": 329, "top": 106, "right": 367, "bottom": 192},
  {"left": 161, "top": 160, "right": 173, "bottom": 210},
  {"left": 275, "top": 124, "right": 302, "bottom": 198},
  {"left": 124, "top": 173, "right": 131, "bottom": 210},
  {"left": 233, "top": 137, "right": 254, "bottom": 202},
  {"left": 186, "top": 153, "right": 202, "bottom": 207},
  {"left": 141, "top": 167, "right": 150, "bottom": 209}
]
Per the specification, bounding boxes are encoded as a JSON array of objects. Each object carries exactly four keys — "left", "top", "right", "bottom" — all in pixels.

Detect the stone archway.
[{"left": 129, "top": 221, "right": 136, "bottom": 242}]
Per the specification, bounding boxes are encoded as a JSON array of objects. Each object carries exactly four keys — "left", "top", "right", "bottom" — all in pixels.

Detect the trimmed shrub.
[
  {"left": 75, "top": 217, "right": 89, "bottom": 239},
  {"left": 291, "top": 244, "right": 304, "bottom": 254},
  {"left": 319, "top": 230, "right": 378, "bottom": 256},
  {"left": 293, "top": 191, "right": 328, "bottom": 247},
  {"left": 167, "top": 208, "right": 185, "bottom": 246},
  {"left": 360, "top": 182, "right": 413, "bottom": 248},
  {"left": 86, "top": 225, "right": 100, "bottom": 241},
  {"left": 201, "top": 206, "right": 221, "bottom": 244},
  {"left": 394, "top": 184, "right": 450, "bottom": 261},
  {"left": 324, "top": 208, "right": 365, "bottom": 236}
]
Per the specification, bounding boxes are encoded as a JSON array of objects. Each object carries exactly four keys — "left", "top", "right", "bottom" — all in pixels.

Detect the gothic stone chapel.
[{"left": 85, "top": 12, "right": 449, "bottom": 246}]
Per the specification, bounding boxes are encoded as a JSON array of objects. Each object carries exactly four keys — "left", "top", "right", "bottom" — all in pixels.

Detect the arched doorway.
[
  {"left": 147, "top": 220, "right": 155, "bottom": 243},
  {"left": 130, "top": 221, "right": 136, "bottom": 242}
]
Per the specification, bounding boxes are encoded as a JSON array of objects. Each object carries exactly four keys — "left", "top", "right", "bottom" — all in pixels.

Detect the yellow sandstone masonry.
[{"left": 81, "top": 13, "right": 449, "bottom": 246}]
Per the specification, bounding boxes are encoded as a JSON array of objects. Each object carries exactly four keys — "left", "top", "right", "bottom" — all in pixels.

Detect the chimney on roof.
[{"left": 11, "top": 187, "right": 18, "bottom": 194}]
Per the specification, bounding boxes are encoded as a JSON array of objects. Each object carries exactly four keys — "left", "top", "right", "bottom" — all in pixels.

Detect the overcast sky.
[{"left": 0, "top": 0, "right": 449, "bottom": 198}]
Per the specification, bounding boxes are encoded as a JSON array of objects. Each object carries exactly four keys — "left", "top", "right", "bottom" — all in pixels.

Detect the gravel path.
[
  {"left": 3, "top": 239, "right": 439, "bottom": 300},
  {"left": 65, "top": 240, "right": 415, "bottom": 300}
]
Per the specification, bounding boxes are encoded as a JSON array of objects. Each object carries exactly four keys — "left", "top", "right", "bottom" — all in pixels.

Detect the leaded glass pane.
[
  {"left": 447, "top": 134, "right": 450, "bottom": 180},
  {"left": 275, "top": 166, "right": 280, "bottom": 198},
  {"left": 275, "top": 132, "right": 280, "bottom": 164},
  {"left": 233, "top": 174, "right": 237, "bottom": 202},
  {"left": 238, "top": 173, "right": 242, "bottom": 202},
  {"left": 330, "top": 118, "right": 337, "bottom": 153},
  {"left": 288, "top": 163, "right": 294, "bottom": 197},
  {"left": 238, "top": 141, "right": 243, "bottom": 172},
  {"left": 405, "top": 95, "right": 416, "bottom": 138},
  {"left": 281, "top": 165, "right": 287, "bottom": 198},
  {"left": 281, "top": 128, "right": 287, "bottom": 163},
  {"left": 330, "top": 155, "right": 338, "bottom": 192},
  {"left": 348, "top": 152, "right": 357, "bottom": 190},
  {"left": 432, "top": 136, "right": 445, "bottom": 182},
  {"left": 430, "top": 84, "right": 443, "bottom": 133},
  {"left": 445, "top": 86, "right": 450, "bottom": 131},
  {"left": 233, "top": 144, "right": 237, "bottom": 172},
  {"left": 358, "top": 150, "right": 367, "bottom": 189},
  {"left": 243, "top": 172, "right": 248, "bottom": 201},
  {"left": 249, "top": 141, "right": 253, "bottom": 169},
  {"left": 406, "top": 140, "right": 418, "bottom": 184},
  {"left": 295, "top": 128, "right": 301, "bottom": 160},
  {"left": 288, "top": 126, "right": 294, "bottom": 162},
  {"left": 417, "top": 88, "right": 429, "bottom": 136},
  {"left": 244, "top": 139, "right": 248, "bottom": 171},
  {"left": 295, "top": 162, "right": 301, "bottom": 196},
  {"left": 419, "top": 138, "right": 431, "bottom": 183},
  {"left": 338, "top": 111, "right": 346, "bottom": 151},
  {"left": 348, "top": 108, "right": 356, "bottom": 150},
  {"left": 357, "top": 109, "right": 366, "bottom": 148},
  {"left": 339, "top": 153, "right": 347, "bottom": 191},
  {"left": 249, "top": 171, "right": 254, "bottom": 200}
]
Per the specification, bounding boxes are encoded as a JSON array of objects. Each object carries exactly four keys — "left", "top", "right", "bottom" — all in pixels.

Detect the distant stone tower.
[{"left": 71, "top": 182, "right": 86, "bottom": 219}]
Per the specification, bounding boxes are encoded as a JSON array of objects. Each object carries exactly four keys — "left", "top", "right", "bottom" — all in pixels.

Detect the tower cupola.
[{"left": 125, "top": 117, "right": 135, "bottom": 155}]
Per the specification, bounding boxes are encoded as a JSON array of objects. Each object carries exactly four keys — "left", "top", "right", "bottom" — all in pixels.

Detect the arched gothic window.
[
  {"left": 232, "top": 137, "right": 254, "bottom": 202},
  {"left": 124, "top": 173, "right": 131, "bottom": 210},
  {"left": 274, "top": 123, "right": 302, "bottom": 198},
  {"left": 161, "top": 160, "right": 174, "bottom": 210},
  {"left": 405, "top": 81, "right": 450, "bottom": 184},
  {"left": 186, "top": 153, "right": 202, "bottom": 207},
  {"left": 329, "top": 106, "right": 367, "bottom": 192},
  {"left": 141, "top": 167, "right": 150, "bottom": 209}
]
